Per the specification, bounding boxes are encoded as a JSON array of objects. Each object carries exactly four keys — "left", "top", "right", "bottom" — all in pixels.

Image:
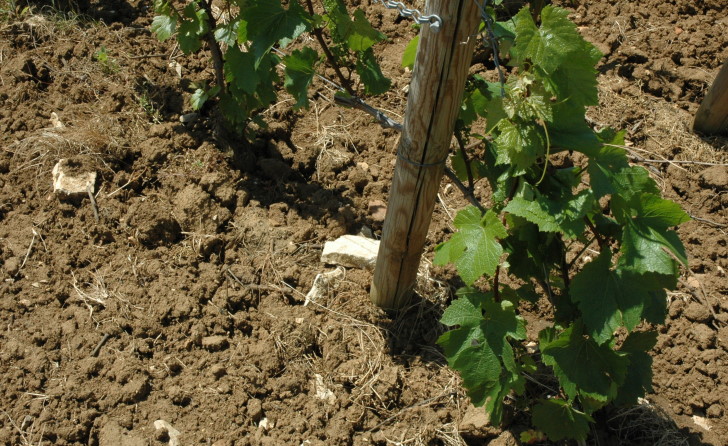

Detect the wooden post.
[
  {"left": 370, "top": 0, "right": 480, "bottom": 309},
  {"left": 693, "top": 59, "right": 728, "bottom": 136}
]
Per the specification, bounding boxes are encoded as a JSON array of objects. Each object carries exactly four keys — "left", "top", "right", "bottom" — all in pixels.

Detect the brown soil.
[{"left": 0, "top": 1, "right": 726, "bottom": 445}]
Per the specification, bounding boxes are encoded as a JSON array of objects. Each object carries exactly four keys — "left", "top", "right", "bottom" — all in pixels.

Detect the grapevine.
[
  {"left": 434, "top": 3, "right": 689, "bottom": 441},
  {"left": 150, "top": 1, "right": 690, "bottom": 441}
]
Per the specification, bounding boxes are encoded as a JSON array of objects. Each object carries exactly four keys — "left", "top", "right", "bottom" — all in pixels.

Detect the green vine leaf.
[
  {"left": 570, "top": 249, "right": 648, "bottom": 344},
  {"left": 614, "top": 193, "right": 690, "bottom": 275},
  {"left": 214, "top": 20, "right": 240, "bottom": 46},
  {"left": 245, "top": 0, "right": 312, "bottom": 63},
  {"left": 512, "top": 6, "right": 584, "bottom": 74},
  {"left": 177, "top": 2, "right": 209, "bottom": 54},
  {"left": 540, "top": 323, "right": 629, "bottom": 403},
  {"left": 615, "top": 330, "right": 658, "bottom": 405},
  {"left": 434, "top": 208, "right": 507, "bottom": 285},
  {"left": 355, "top": 48, "right": 391, "bottom": 95},
  {"left": 225, "top": 45, "right": 259, "bottom": 95},
  {"left": 284, "top": 47, "right": 319, "bottom": 108},
  {"left": 493, "top": 120, "right": 545, "bottom": 175},
  {"left": 438, "top": 289, "right": 526, "bottom": 425},
  {"left": 587, "top": 144, "right": 630, "bottom": 198},
  {"left": 401, "top": 35, "right": 419, "bottom": 69},
  {"left": 504, "top": 189, "right": 594, "bottom": 239},
  {"left": 339, "top": 9, "right": 385, "bottom": 52},
  {"left": 532, "top": 398, "right": 593, "bottom": 442},
  {"left": 151, "top": 14, "right": 176, "bottom": 41}
]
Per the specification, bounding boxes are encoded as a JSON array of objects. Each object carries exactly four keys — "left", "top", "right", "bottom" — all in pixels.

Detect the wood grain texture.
[
  {"left": 694, "top": 59, "right": 728, "bottom": 136},
  {"left": 371, "top": 0, "right": 480, "bottom": 309}
]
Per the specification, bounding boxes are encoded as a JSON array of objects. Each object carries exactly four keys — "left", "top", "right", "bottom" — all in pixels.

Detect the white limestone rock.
[
  {"left": 321, "top": 235, "right": 379, "bottom": 270},
  {"left": 52, "top": 159, "right": 96, "bottom": 199}
]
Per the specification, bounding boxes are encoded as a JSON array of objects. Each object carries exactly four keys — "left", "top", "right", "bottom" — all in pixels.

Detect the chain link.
[{"left": 373, "top": 0, "right": 442, "bottom": 32}]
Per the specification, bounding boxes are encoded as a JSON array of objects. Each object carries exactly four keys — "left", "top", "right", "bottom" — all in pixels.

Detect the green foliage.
[
  {"left": 151, "top": 0, "right": 391, "bottom": 134},
  {"left": 436, "top": 4, "right": 688, "bottom": 442},
  {"left": 94, "top": 46, "right": 120, "bottom": 75}
]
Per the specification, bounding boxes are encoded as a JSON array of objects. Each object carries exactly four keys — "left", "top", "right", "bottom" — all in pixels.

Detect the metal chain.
[{"left": 373, "top": 0, "right": 443, "bottom": 32}]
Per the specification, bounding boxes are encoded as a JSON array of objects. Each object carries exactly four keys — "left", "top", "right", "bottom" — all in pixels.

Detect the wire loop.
[{"left": 374, "top": 0, "right": 443, "bottom": 32}]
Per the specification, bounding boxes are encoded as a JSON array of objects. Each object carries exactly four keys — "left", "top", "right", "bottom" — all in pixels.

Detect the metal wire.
[{"left": 373, "top": 0, "right": 443, "bottom": 32}]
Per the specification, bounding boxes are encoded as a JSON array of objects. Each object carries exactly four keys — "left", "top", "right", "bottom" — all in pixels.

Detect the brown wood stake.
[
  {"left": 693, "top": 59, "right": 728, "bottom": 136},
  {"left": 371, "top": 0, "right": 480, "bottom": 309}
]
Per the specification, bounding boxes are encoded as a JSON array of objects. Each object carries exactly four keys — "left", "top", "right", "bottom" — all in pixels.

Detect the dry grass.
[
  {"left": 71, "top": 270, "right": 109, "bottom": 315},
  {"left": 591, "top": 75, "right": 728, "bottom": 169},
  {"left": 8, "top": 113, "right": 131, "bottom": 191},
  {"left": 2, "top": 408, "right": 47, "bottom": 446},
  {"left": 608, "top": 399, "right": 690, "bottom": 446}
]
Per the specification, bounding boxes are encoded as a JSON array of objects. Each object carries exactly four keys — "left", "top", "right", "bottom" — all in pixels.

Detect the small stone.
[
  {"left": 153, "top": 420, "right": 181, "bottom": 446},
  {"left": 201, "top": 335, "right": 229, "bottom": 351},
  {"left": 692, "top": 415, "right": 712, "bottom": 431},
  {"left": 50, "top": 112, "right": 65, "bottom": 128},
  {"left": 52, "top": 159, "right": 96, "bottom": 199},
  {"left": 706, "top": 404, "right": 723, "bottom": 418},
  {"left": 304, "top": 268, "right": 345, "bottom": 306},
  {"left": 684, "top": 302, "right": 711, "bottom": 322},
  {"left": 321, "top": 235, "right": 379, "bottom": 270},
  {"left": 314, "top": 374, "right": 336, "bottom": 405},
  {"left": 179, "top": 113, "right": 199, "bottom": 124}
]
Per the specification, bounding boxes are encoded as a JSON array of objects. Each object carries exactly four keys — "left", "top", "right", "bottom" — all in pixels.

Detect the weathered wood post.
[
  {"left": 371, "top": 0, "right": 480, "bottom": 309},
  {"left": 693, "top": 59, "right": 728, "bottom": 136}
]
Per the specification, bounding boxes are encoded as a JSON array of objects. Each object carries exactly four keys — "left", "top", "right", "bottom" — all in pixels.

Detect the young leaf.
[
  {"left": 433, "top": 208, "right": 507, "bottom": 285},
  {"left": 355, "top": 48, "right": 391, "bottom": 95},
  {"left": 532, "top": 399, "right": 593, "bottom": 442},
  {"left": 245, "top": 0, "right": 312, "bottom": 63},
  {"left": 343, "top": 9, "right": 385, "bottom": 52},
  {"left": 504, "top": 189, "right": 594, "bottom": 239},
  {"left": 190, "top": 88, "right": 209, "bottom": 110},
  {"left": 587, "top": 145, "right": 630, "bottom": 198},
  {"left": 151, "top": 14, "right": 176, "bottom": 41},
  {"left": 225, "top": 45, "right": 259, "bottom": 95},
  {"left": 493, "top": 120, "right": 545, "bottom": 175},
  {"left": 284, "top": 47, "right": 319, "bottom": 109},
  {"left": 401, "top": 35, "right": 419, "bottom": 69},
  {"left": 512, "top": 6, "right": 583, "bottom": 74}
]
